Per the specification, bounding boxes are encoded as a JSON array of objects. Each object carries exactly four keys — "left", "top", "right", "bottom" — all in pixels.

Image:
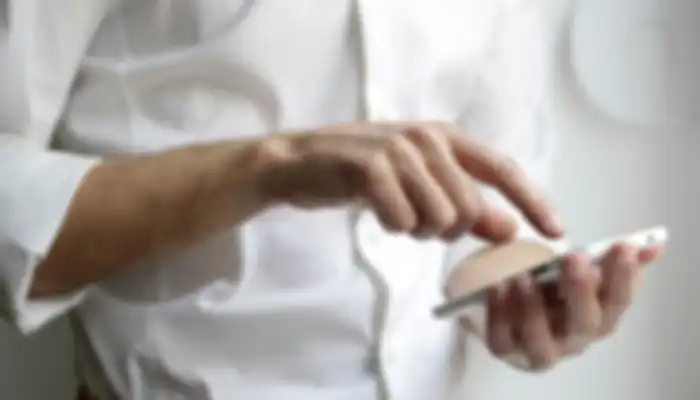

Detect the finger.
[
  {"left": 639, "top": 245, "right": 663, "bottom": 264},
  {"left": 559, "top": 253, "right": 602, "bottom": 347},
  {"left": 450, "top": 136, "right": 565, "bottom": 238},
  {"left": 365, "top": 153, "right": 417, "bottom": 232},
  {"left": 469, "top": 207, "right": 519, "bottom": 243},
  {"left": 599, "top": 244, "right": 639, "bottom": 335},
  {"left": 405, "top": 126, "right": 483, "bottom": 239},
  {"left": 486, "top": 284, "right": 516, "bottom": 357},
  {"left": 513, "top": 274, "right": 559, "bottom": 371},
  {"left": 539, "top": 281, "right": 567, "bottom": 337},
  {"left": 386, "top": 135, "right": 456, "bottom": 236}
]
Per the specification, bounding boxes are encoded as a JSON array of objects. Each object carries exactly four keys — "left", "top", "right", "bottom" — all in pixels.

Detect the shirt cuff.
[{"left": 0, "top": 146, "right": 100, "bottom": 334}]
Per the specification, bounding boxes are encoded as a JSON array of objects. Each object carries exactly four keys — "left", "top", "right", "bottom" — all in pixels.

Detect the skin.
[
  {"left": 29, "top": 121, "right": 663, "bottom": 371},
  {"left": 473, "top": 243, "right": 663, "bottom": 372}
]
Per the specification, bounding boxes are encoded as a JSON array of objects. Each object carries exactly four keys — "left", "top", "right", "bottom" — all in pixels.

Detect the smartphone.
[{"left": 432, "top": 225, "right": 668, "bottom": 319}]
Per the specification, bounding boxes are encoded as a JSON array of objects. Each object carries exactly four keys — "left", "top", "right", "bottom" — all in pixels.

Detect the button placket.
[
  {"left": 355, "top": 1, "right": 403, "bottom": 397},
  {"left": 365, "top": 87, "right": 397, "bottom": 121},
  {"left": 356, "top": 211, "right": 419, "bottom": 293},
  {"left": 356, "top": 0, "right": 398, "bottom": 123},
  {"left": 355, "top": 209, "right": 436, "bottom": 343},
  {"left": 355, "top": 210, "right": 384, "bottom": 266}
]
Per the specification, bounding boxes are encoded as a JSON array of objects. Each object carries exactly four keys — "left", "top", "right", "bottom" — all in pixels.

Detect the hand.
[
  {"left": 473, "top": 242, "right": 663, "bottom": 372},
  {"left": 262, "top": 122, "right": 565, "bottom": 241}
]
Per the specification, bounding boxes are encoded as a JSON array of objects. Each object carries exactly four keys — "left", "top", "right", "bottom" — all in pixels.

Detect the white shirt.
[{"left": 0, "top": 1, "right": 556, "bottom": 399}]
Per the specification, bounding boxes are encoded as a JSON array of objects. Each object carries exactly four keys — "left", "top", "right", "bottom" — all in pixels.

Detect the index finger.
[{"left": 451, "top": 136, "right": 565, "bottom": 238}]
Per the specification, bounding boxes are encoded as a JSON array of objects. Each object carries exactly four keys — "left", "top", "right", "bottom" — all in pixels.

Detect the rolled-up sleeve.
[
  {"left": 444, "top": 0, "right": 567, "bottom": 273},
  {"left": 0, "top": 144, "right": 99, "bottom": 333},
  {"left": 0, "top": 0, "right": 110, "bottom": 334}
]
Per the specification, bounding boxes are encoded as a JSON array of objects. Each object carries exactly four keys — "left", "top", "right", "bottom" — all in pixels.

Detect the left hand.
[{"left": 466, "top": 243, "right": 663, "bottom": 372}]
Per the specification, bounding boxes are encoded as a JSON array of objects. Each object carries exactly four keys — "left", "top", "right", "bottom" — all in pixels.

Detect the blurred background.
[
  {"left": 464, "top": 0, "right": 699, "bottom": 398},
  {"left": 2, "top": 0, "right": 698, "bottom": 398}
]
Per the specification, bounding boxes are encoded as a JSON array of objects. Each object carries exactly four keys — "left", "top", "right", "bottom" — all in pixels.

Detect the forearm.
[{"left": 31, "top": 139, "right": 276, "bottom": 297}]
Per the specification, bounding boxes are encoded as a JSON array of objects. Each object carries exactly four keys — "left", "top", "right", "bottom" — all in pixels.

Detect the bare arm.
[{"left": 31, "top": 139, "right": 277, "bottom": 297}]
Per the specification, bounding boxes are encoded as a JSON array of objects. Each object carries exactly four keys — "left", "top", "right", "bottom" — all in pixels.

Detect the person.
[{"left": 0, "top": 1, "right": 663, "bottom": 399}]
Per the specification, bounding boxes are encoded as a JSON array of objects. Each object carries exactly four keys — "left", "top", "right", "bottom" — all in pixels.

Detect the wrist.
[{"left": 247, "top": 135, "right": 301, "bottom": 205}]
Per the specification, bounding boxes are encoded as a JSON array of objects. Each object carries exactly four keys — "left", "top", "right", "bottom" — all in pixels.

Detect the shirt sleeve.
[
  {"left": 0, "top": 0, "right": 111, "bottom": 334},
  {"left": 443, "top": 0, "right": 568, "bottom": 274}
]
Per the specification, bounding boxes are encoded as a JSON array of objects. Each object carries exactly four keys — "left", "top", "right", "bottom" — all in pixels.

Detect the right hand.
[{"left": 261, "top": 122, "right": 565, "bottom": 242}]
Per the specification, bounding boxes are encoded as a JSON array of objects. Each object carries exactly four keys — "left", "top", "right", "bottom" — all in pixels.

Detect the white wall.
[
  {"left": 1, "top": 1, "right": 696, "bottom": 399},
  {"left": 464, "top": 1, "right": 698, "bottom": 399}
]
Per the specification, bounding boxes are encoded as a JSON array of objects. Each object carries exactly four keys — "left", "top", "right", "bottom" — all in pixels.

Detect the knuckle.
[
  {"left": 529, "top": 353, "right": 557, "bottom": 372},
  {"left": 427, "top": 120, "right": 458, "bottom": 134},
  {"left": 405, "top": 125, "right": 434, "bottom": 141},
  {"left": 422, "top": 152, "right": 444, "bottom": 173},
  {"left": 363, "top": 152, "right": 389, "bottom": 180},
  {"left": 406, "top": 123, "right": 453, "bottom": 146},
  {"left": 487, "top": 340, "right": 513, "bottom": 359},
  {"left": 385, "top": 130, "right": 410, "bottom": 148},
  {"left": 577, "top": 320, "right": 601, "bottom": 337},
  {"left": 458, "top": 198, "right": 483, "bottom": 223},
  {"left": 256, "top": 136, "right": 293, "bottom": 163},
  {"left": 383, "top": 133, "right": 414, "bottom": 161},
  {"left": 361, "top": 155, "right": 393, "bottom": 196}
]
